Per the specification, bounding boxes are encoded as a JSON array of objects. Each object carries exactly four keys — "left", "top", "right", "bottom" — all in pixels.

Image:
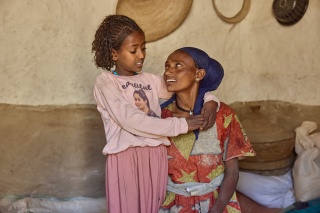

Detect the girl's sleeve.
[
  {"left": 155, "top": 74, "right": 174, "bottom": 100},
  {"left": 94, "top": 74, "right": 188, "bottom": 139},
  {"left": 204, "top": 93, "right": 220, "bottom": 111},
  {"left": 97, "top": 104, "right": 170, "bottom": 154}
]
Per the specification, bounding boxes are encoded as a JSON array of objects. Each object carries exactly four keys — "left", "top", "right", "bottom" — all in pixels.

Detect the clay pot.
[{"left": 239, "top": 105, "right": 295, "bottom": 176}]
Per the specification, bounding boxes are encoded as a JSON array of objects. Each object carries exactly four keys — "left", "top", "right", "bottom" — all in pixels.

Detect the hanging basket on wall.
[
  {"left": 212, "top": 0, "right": 251, "bottom": 24},
  {"left": 116, "top": 0, "right": 193, "bottom": 42},
  {"left": 272, "top": 0, "right": 309, "bottom": 25}
]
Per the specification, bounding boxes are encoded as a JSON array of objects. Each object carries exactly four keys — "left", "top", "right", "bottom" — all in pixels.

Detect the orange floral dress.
[{"left": 160, "top": 102, "right": 255, "bottom": 213}]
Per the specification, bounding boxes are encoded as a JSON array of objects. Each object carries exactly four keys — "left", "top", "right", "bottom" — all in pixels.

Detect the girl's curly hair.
[{"left": 92, "top": 15, "right": 143, "bottom": 71}]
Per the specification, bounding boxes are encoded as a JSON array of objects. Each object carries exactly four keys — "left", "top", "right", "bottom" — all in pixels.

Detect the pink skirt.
[{"left": 106, "top": 145, "right": 168, "bottom": 213}]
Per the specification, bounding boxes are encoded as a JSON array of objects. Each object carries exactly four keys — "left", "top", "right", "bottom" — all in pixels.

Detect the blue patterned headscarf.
[{"left": 161, "top": 47, "right": 224, "bottom": 138}]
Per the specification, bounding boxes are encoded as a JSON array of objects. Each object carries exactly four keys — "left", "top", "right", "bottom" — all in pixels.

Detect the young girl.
[{"left": 92, "top": 15, "right": 219, "bottom": 213}]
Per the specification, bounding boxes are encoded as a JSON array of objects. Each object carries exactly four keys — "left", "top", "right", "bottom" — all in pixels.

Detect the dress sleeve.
[
  {"left": 220, "top": 105, "right": 255, "bottom": 161},
  {"left": 93, "top": 73, "right": 188, "bottom": 138}
]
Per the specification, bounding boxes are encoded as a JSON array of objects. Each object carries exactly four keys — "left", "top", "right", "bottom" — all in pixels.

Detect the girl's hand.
[
  {"left": 186, "top": 115, "right": 205, "bottom": 131},
  {"left": 201, "top": 100, "right": 218, "bottom": 130}
]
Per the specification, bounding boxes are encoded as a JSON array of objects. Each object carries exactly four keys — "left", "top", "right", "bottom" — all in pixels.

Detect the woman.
[
  {"left": 133, "top": 89, "right": 159, "bottom": 117},
  {"left": 159, "top": 47, "right": 256, "bottom": 213}
]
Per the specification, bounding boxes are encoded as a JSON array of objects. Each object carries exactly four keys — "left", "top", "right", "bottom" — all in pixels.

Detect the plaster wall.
[
  {"left": 1, "top": 0, "right": 320, "bottom": 204},
  {"left": 1, "top": 0, "right": 320, "bottom": 106}
]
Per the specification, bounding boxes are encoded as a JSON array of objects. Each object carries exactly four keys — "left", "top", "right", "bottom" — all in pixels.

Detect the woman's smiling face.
[{"left": 163, "top": 50, "right": 198, "bottom": 93}]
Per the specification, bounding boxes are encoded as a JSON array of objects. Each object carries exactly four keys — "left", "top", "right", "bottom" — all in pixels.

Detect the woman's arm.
[{"left": 209, "top": 158, "right": 239, "bottom": 213}]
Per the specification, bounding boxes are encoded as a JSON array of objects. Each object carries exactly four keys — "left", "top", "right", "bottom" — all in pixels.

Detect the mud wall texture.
[
  {"left": 0, "top": 104, "right": 106, "bottom": 198},
  {"left": 1, "top": 102, "right": 319, "bottom": 198},
  {"left": 1, "top": 0, "right": 320, "bottom": 106},
  {"left": 1, "top": 0, "right": 320, "bottom": 200}
]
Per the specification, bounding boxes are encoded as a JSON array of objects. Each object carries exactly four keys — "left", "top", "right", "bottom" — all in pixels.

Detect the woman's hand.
[
  {"left": 186, "top": 115, "right": 205, "bottom": 131},
  {"left": 201, "top": 100, "right": 218, "bottom": 130}
]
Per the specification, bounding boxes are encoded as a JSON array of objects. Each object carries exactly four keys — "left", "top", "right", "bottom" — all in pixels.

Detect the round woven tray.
[
  {"left": 116, "top": 0, "right": 193, "bottom": 42},
  {"left": 239, "top": 106, "right": 295, "bottom": 175}
]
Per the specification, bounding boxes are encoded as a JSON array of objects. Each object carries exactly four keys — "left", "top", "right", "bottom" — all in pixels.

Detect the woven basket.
[{"left": 239, "top": 105, "right": 295, "bottom": 176}]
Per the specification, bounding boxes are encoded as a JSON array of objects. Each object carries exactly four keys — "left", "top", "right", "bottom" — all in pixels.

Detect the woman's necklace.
[{"left": 175, "top": 101, "right": 193, "bottom": 115}]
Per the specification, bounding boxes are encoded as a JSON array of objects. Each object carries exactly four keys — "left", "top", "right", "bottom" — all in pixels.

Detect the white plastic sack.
[
  {"left": 0, "top": 196, "right": 107, "bottom": 213},
  {"left": 236, "top": 170, "right": 295, "bottom": 208},
  {"left": 293, "top": 121, "right": 320, "bottom": 202}
]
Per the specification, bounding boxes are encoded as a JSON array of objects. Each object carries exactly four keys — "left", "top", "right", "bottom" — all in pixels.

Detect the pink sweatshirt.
[{"left": 94, "top": 71, "right": 218, "bottom": 155}]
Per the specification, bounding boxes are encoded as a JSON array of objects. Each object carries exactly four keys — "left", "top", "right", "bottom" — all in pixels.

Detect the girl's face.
[
  {"left": 163, "top": 50, "right": 198, "bottom": 93},
  {"left": 112, "top": 31, "right": 146, "bottom": 76},
  {"left": 133, "top": 93, "right": 148, "bottom": 110}
]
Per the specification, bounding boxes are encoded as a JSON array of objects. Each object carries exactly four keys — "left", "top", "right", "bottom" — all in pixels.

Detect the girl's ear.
[
  {"left": 112, "top": 49, "right": 118, "bottom": 61},
  {"left": 196, "top": 69, "right": 206, "bottom": 81}
]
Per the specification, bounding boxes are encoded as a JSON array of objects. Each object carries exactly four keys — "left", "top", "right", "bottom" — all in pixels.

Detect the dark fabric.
[{"left": 161, "top": 47, "right": 224, "bottom": 139}]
